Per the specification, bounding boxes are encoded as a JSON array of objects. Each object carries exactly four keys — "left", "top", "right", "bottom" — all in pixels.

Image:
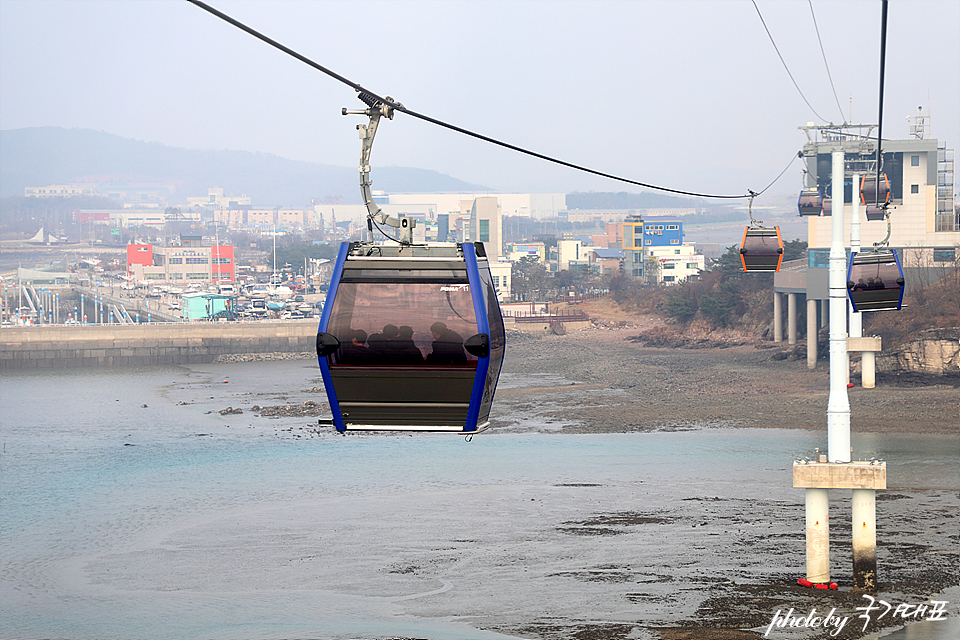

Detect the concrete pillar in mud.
[
  {"left": 773, "top": 292, "right": 783, "bottom": 343},
  {"left": 807, "top": 298, "right": 818, "bottom": 369},
  {"left": 862, "top": 351, "right": 876, "bottom": 389},
  {"left": 852, "top": 488, "right": 877, "bottom": 590},
  {"left": 848, "top": 336, "right": 882, "bottom": 390},
  {"left": 787, "top": 293, "right": 797, "bottom": 345},
  {"left": 795, "top": 461, "right": 885, "bottom": 587},
  {"left": 805, "top": 488, "right": 830, "bottom": 583}
]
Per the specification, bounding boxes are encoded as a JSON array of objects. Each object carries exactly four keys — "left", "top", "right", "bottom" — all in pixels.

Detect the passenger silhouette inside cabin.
[
  {"left": 426, "top": 321, "right": 467, "bottom": 365},
  {"left": 393, "top": 325, "right": 425, "bottom": 365},
  {"left": 339, "top": 329, "right": 370, "bottom": 364}
]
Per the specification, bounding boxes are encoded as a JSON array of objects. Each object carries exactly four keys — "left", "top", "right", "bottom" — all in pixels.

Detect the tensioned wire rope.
[
  {"left": 186, "top": 0, "right": 797, "bottom": 200},
  {"left": 807, "top": 0, "right": 848, "bottom": 125}
]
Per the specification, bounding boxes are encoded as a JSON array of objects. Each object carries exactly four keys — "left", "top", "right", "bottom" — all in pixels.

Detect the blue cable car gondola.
[
  {"left": 798, "top": 188, "right": 823, "bottom": 216},
  {"left": 316, "top": 241, "right": 505, "bottom": 433},
  {"left": 314, "top": 94, "right": 506, "bottom": 434},
  {"left": 846, "top": 249, "right": 905, "bottom": 312}
]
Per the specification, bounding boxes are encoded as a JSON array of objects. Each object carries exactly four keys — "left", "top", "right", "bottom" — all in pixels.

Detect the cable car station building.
[{"left": 773, "top": 121, "right": 957, "bottom": 364}]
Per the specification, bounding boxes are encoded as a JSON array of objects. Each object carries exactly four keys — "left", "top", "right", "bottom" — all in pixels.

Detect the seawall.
[{"left": 0, "top": 321, "right": 318, "bottom": 369}]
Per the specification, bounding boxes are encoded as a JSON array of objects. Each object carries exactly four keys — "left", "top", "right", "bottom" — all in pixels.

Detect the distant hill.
[{"left": 0, "top": 127, "right": 489, "bottom": 205}]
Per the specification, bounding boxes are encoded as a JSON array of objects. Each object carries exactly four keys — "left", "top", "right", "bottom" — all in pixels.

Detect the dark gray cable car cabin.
[
  {"left": 739, "top": 226, "right": 783, "bottom": 272},
  {"left": 846, "top": 249, "right": 905, "bottom": 312},
  {"left": 864, "top": 204, "right": 886, "bottom": 221},
  {"left": 860, "top": 173, "right": 890, "bottom": 206},
  {"left": 798, "top": 188, "right": 823, "bottom": 216},
  {"left": 316, "top": 241, "right": 505, "bottom": 433},
  {"left": 860, "top": 173, "right": 890, "bottom": 221}
]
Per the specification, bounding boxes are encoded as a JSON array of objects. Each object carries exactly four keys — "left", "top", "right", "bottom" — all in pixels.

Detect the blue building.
[{"left": 621, "top": 215, "right": 685, "bottom": 279}]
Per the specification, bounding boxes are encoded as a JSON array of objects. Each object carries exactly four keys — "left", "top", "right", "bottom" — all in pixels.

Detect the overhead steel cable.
[
  {"left": 757, "top": 152, "right": 800, "bottom": 196},
  {"left": 186, "top": 0, "right": 759, "bottom": 199},
  {"left": 875, "top": 0, "right": 889, "bottom": 176},
  {"left": 872, "top": 0, "right": 892, "bottom": 248},
  {"left": 751, "top": 0, "right": 831, "bottom": 124},
  {"left": 808, "top": 0, "right": 847, "bottom": 124}
]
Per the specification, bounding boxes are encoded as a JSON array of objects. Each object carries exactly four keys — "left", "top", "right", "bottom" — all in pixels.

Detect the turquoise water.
[{"left": 1, "top": 362, "right": 957, "bottom": 640}]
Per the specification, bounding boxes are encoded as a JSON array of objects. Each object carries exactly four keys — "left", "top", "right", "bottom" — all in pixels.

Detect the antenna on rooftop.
[{"left": 906, "top": 106, "right": 929, "bottom": 139}]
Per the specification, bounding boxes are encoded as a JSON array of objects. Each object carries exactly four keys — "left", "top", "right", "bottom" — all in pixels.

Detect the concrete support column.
[
  {"left": 805, "top": 488, "right": 830, "bottom": 583},
  {"left": 846, "top": 347, "right": 851, "bottom": 386},
  {"left": 862, "top": 351, "right": 877, "bottom": 389},
  {"left": 827, "top": 148, "right": 851, "bottom": 463},
  {"left": 807, "top": 298, "right": 818, "bottom": 369},
  {"left": 852, "top": 489, "right": 877, "bottom": 590},
  {"left": 774, "top": 291, "right": 783, "bottom": 343},
  {"left": 821, "top": 298, "right": 828, "bottom": 327},
  {"left": 787, "top": 293, "right": 797, "bottom": 345}
]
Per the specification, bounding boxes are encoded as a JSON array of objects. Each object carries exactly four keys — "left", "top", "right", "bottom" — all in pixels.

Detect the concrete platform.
[{"left": 793, "top": 461, "right": 886, "bottom": 489}]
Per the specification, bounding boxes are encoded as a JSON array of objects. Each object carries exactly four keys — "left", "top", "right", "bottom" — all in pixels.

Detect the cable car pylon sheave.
[
  {"left": 315, "top": 94, "right": 506, "bottom": 433},
  {"left": 740, "top": 192, "right": 783, "bottom": 272}
]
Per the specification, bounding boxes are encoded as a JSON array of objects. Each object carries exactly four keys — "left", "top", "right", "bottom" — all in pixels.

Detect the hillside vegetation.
[{"left": 586, "top": 243, "right": 959, "bottom": 350}]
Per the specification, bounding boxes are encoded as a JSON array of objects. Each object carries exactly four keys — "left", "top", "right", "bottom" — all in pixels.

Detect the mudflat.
[
  {"left": 493, "top": 326, "right": 959, "bottom": 436},
  {"left": 479, "top": 326, "right": 959, "bottom": 640}
]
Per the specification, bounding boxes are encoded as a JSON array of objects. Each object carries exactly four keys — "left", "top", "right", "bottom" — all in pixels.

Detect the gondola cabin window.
[
  {"left": 846, "top": 249, "right": 906, "bottom": 312},
  {"left": 325, "top": 278, "right": 478, "bottom": 368}
]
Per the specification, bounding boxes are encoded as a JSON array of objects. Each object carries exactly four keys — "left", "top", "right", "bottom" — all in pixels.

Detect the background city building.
[{"left": 126, "top": 241, "right": 235, "bottom": 285}]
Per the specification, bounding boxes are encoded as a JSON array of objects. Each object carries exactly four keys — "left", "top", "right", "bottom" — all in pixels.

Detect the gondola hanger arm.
[
  {"left": 747, "top": 190, "right": 762, "bottom": 227},
  {"left": 344, "top": 94, "right": 416, "bottom": 244}
]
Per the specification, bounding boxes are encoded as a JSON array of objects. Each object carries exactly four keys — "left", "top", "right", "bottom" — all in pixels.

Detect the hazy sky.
[{"left": 2, "top": 0, "right": 958, "bottom": 202}]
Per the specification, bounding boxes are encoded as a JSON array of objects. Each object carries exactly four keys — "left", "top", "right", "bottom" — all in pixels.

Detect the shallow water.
[{"left": 1, "top": 361, "right": 957, "bottom": 639}]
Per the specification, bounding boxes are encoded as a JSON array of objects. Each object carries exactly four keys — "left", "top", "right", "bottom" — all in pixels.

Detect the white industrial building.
[{"left": 646, "top": 245, "right": 705, "bottom": 284}]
